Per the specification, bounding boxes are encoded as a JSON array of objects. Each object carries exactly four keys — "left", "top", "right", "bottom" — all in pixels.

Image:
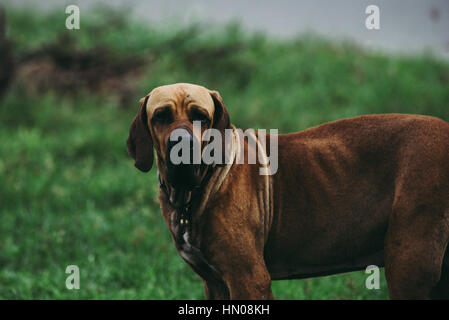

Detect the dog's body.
[{"left": 127, "top": 83, "right": 449, "bottom": 299}]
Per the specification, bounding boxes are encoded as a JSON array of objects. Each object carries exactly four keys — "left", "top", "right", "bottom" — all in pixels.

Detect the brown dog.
[{"left": 127, "top": 83, "right": 449, "bottom": 299}]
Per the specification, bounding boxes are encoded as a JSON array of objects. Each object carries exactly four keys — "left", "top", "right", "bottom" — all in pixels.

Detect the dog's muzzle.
[{"left": 166, "top": 127, "right": 201, "bottom": 191}]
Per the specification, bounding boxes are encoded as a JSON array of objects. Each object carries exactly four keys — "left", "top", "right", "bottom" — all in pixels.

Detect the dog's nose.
[{"left": 167, "top": 130, "right": 194, "bottom": 165}]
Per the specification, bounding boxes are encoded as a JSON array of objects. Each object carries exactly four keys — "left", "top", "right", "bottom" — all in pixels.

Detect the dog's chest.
[
  {"left": 167, "top": 207, "right": 222, "bottom": 281},
  {"left": 169, "top": 207, "right": 199, "bottom": 261},
  {"left": 178, "top": 231, "right": 196, "bottom": 267}
]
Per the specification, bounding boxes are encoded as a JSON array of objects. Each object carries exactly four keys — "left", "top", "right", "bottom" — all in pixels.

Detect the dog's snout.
[
  {"left": 167, "top": 129, "right": 194, "bottom": 165},
  {"left": 167, "top": 130, "right": 193, "bottom": 155},
  {"left": 165, "top": 127, "right": 200, "bottom": 190}
]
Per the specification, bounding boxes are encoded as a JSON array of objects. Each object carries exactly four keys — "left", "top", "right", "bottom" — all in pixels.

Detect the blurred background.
[{"left": 0, "top": 0, "right": 448, "bottom": 299}]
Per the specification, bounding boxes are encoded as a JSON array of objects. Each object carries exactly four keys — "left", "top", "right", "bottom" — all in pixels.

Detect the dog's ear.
[
  {"left": 209, "top": 90, "right": 232, "bottom": 165},
  {"left": 210, "top": 90, "right": 231, "bottom": 134},
  {"left": 126, "top": 95, "right": 153, "bottom": 172}
]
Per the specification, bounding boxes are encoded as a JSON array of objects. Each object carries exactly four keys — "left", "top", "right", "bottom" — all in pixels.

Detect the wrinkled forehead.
[{"left": 145, "top": 84, "right": 215, "bottom": 117}]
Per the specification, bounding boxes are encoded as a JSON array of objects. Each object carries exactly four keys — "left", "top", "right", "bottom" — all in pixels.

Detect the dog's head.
[{"left": 126, "top": 83, "right": 231, "bottom": 196}]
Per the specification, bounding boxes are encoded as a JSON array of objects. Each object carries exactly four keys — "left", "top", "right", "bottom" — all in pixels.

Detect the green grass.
[{"left": 0, "top": 6, "right": 448, "bottom": 299}]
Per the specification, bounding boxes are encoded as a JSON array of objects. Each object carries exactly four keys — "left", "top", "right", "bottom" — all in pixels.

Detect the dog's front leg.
[
  {"left": 221, "top": 260, "right": 273, "bottom": 300},
  {"left": 201, "top": 240, "right": 273, "bottom": 299},
  {"left": 205, "top": 238, "right": 273, "bottom": 299},
  {"left": 199, "top": 180, "right": 273, "bottom": 299},
  {"left": 201, "top": 223, "right": 273, "bottom": 299},
  {"left": 203, "top": 279, "right": 230, "bottom": 300}
]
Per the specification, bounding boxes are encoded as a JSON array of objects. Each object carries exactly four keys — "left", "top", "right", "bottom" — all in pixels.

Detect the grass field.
[{"left": 0, "top": 7, "right": 448, "bottom": 299}]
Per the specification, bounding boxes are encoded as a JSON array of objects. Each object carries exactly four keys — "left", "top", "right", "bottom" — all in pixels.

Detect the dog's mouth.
[
  {"left": 164, "top": 165, "right": 201, "bottom": 207},
  {"left": 166, "top": 162, "right": 201, "bottom": 189},
  {"left": 164, "top": 127, "right": 203, "bottom": 206}
]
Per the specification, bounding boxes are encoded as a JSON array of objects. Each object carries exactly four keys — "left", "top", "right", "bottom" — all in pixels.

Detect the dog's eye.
[
  {"left": 152, "top": 109, "right": 172, "bottom": 124},
  {"left": 190, "top": 111, "right": 210, "bottom": 126}
]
